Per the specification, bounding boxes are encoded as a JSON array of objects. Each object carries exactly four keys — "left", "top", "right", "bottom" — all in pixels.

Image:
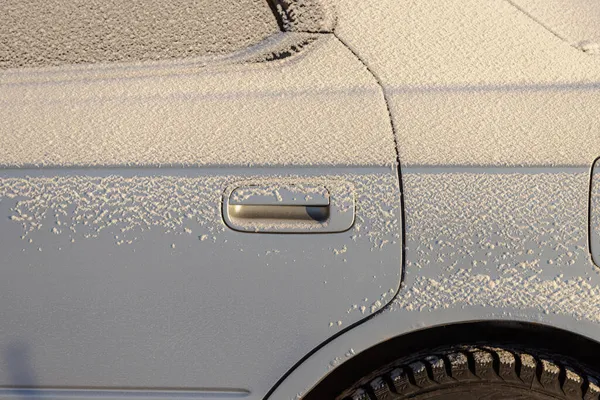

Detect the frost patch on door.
[
  {"left": 390, "top": 171, "right": 600, "bottom": 322},
  {"left": 0, "top": 172, "right": 399, "bottom": 252},
  {"left": 1, "top": 176, "right": 226, "bottom": 246}
]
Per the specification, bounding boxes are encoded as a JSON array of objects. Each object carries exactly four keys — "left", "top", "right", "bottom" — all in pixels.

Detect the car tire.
[{"left": 338, "top": 345, "right": 600, "bottom": 400}]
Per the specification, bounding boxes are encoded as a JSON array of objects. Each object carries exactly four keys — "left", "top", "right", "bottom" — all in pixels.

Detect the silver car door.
[{"left": 0, "top": 2, "right": 402, "bottom": 399}]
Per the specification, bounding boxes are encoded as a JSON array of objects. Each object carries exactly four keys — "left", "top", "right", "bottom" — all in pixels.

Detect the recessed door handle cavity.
[{"left": 222, "top": 182, "right": 355, "bottom": 233}]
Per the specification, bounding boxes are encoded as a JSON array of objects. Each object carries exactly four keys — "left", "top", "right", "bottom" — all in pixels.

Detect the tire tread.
[{"left": 339, "top": 345, "right": 599, "bottom": 400}]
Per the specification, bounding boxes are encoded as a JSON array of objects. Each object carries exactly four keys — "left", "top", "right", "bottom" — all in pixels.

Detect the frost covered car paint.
[{"left": 0, "top": 1, "right": 599, "bottom": 400}]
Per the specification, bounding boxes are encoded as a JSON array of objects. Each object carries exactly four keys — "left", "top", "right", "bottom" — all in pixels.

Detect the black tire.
[{"left": 337, "top": 345, "right": 600, "bottom": 400}]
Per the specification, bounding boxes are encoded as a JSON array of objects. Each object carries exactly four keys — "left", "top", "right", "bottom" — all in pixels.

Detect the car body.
[{"left": 1, "top": 1, "right": 600, "bottom": 399}]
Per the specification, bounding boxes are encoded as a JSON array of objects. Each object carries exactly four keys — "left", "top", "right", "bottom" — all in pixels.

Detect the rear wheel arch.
[{"left": 303, "top": 320, "right": 600, "bottom": 399}]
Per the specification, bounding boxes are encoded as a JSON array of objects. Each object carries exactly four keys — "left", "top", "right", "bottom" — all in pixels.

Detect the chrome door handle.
[{"left": 222, "top": 182, "right": 354, "bottom": 233}]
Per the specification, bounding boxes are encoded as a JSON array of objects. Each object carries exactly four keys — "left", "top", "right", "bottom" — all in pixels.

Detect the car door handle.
[{"left": 222, "top": 183, "right": 354, "bottom": 233}]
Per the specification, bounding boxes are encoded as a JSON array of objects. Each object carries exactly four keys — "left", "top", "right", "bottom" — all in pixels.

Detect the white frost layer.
[
  {"left": 0, "top": 0, "right": 279, "bottom": 69},
  {"left": 510, "top": 0, "right": 600, "bottom": 53},
  {"left": 0, "top": 36, "right": 394, "bottom": 167},
  {"left": 335, "top": 0, "right": 600, "bottom": 87},
  {"left": 391, "top": 172, "right": 600, "bottom": 322},
  {"left": 334, "top": 0, "right": 600, "bottom": 166}
]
